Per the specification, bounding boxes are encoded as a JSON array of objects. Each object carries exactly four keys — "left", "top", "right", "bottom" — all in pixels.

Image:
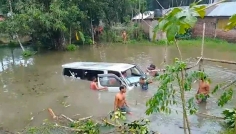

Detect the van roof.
[{"left": 62, "top": 62, "right": 135, "bottom": 72}]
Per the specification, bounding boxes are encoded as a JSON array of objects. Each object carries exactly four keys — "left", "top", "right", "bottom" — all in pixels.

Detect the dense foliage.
[{"left": 0, "top": 0, "right": 148, "bottom": 49}]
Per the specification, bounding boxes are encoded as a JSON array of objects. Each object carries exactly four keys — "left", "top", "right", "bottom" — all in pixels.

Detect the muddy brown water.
[{"left": 0, "top": 44, "right": 236, "bottom": 134}]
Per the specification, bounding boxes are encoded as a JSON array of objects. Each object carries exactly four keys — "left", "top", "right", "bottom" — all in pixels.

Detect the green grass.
[
  {"left": 218, "top": 128, "right": 234, "bottom": 134},
  {"left": 110, "top": 38, "right": 236, "bottom": 51}
]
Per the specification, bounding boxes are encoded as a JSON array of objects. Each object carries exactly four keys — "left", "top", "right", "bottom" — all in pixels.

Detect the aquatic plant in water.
[{"left": 66, "top": 44, "right": 77, "bottom": 51}]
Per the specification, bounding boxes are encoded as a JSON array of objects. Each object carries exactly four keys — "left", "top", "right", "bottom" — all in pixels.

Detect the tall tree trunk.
[
  {"left": 91, "top": 19, "right": 94, "bottom": 45},
  {"left": 16, "top": 34, "right": 25, "bottom": 51},
  {"left": 69, "top": 26, "right": 72, "bottom": 45},
  {"left": 8, "top": 0, "right": 25, "bottom": 52},
  {"left": 11, "top": 48, "right": 15, "bottom": 65}
]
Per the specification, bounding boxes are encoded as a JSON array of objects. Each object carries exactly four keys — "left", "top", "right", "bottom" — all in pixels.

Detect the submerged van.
[{"left": 62, "top": 62, "right": 145, "bottom": 92}]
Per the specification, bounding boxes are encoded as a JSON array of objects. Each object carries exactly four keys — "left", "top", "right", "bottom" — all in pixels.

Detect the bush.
[
  {"left": 66, "top": 44, "right": 77, "bottom": 51},
  {"left": 154, "top": 39, "right": 168, "bottom": 45},
  {"left": 222, "top": 108, "right": 236, "bottom": 128},
  {"left": 99, "top": 23, "right": 147, "bottom": 43},
  {"left": 22, "top": 50, "right": 33, "bottom": 57},
  {"left": 8, "top": 41, "right": 18, "bottom": 47},
  {"left": 219, "top": 128, "right": 234, "bottom": 134},
  {"left": 175, "top": 29, "right": 192, "bottom": 40},
  {"left": 85, "top": 36, "right": 93, "bottom": 45}
]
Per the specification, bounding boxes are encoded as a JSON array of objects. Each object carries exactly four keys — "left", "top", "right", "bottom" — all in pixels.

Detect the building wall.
[
  {"left": 134, "top": 19, "right": 166, "bottom": 40},
  {"left": 140, "top": 20, "right": 152, "bottom": 34},
  {"left": 192, "top": 17, "right": 236, "bottom": 42}
]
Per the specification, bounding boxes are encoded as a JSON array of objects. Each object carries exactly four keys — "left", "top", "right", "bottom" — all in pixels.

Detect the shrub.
[
  {"left": 222, "top": 108, "right": 236, "bottom": 128},
  {"left": 85, "top": 36, "right": 93, "bottom": 45},
  {"left": 155, "top": 39, "right": 167, "bottom": 45},
  {"left": 8, "top": 41, "right": 18, "bottom": 47},
  {"left": 175, "top": 29, "right": 192, "bottom": 40},
  {"left": 22, "top": 50, "right": 33, "bottom": 57},
  {"left": 66, "top": 44, "right": 77, "bottom": 51}
]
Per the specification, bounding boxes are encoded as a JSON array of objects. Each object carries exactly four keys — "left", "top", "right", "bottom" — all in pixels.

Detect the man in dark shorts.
[
  {"left": 139, "top": 76, "right": 153, "bottom": 90},
  {"left": 114, "top": 85, "right": 131, "bottom": 114}
]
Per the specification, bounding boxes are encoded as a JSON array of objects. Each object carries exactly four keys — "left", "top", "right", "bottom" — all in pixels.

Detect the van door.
[{"left": 97, "top": 74, "right": 127, "bottom": 92}]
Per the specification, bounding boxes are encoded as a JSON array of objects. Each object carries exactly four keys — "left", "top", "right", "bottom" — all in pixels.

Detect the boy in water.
[
  {"left": 139, "top": 76, "right": 153, "bottom": 90},
  {"left": 90, "top": 77, "right": 108, "bottom": 91},
  {"left": 196, "top": 77, "right": 210, "bottom": 103}
]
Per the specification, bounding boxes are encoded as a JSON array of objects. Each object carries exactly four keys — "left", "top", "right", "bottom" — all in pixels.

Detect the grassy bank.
[{"left": 109, "top": 38, "right": 236, "bottom": 51}]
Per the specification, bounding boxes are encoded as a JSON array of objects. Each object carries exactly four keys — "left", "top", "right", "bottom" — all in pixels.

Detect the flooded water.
[{"left": 0, "top": 44, "right": 236, "bottom": 134}]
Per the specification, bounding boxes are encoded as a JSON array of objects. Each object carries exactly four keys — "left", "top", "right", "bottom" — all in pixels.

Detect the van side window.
[
  {"left": 63, "top": 68, "right": 103, "bottom": 81},
  {"left": 108, "top": 71, "right": 121, "bottom": 77},
  {"left": 63, "top": 68, "right": 84, "bottom": 79},
  {"left": 99, "top": 76, "right": 121, "bottom": 87},
  {"left": 84, "top": 70, "right": 104, "bottom": 81}
]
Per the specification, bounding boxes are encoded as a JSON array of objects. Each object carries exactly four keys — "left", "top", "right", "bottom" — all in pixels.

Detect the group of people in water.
[{"left": 90, "top": 64, "right": 210, "bottom": 114}]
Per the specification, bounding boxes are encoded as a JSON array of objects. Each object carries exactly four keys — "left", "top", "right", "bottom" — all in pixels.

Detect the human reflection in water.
[{"left": 197, "top": 101, "right": 207, "bottom": 127}]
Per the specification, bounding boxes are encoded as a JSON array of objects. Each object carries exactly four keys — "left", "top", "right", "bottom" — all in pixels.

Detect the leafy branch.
[{"left": 102, "top": 110, "right": 152, "bottom": 134}]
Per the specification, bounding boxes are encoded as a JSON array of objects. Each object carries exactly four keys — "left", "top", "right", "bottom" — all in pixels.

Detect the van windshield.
[{"left": 121, "top": 66, "right": 144, "bottom": 85}]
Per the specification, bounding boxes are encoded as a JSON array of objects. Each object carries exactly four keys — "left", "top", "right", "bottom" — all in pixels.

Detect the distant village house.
[{"left": 132, "top": 2, "right": 236, "bottom": 42}]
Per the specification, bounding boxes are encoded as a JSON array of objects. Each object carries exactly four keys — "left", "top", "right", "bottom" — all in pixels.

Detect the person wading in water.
[
  {"left": 122, "top": 30, "right": 127, "bottom": 44},
  {"left": 139, "top": 76, "right": 153, "bottom": 90},
  {"left": 146, "top": 64, "right": 159, "bottom": 77},
  {"left": 90, "top": 77, "right": 108, "bottom": 91},
  {"left": 196, "top": 77, "right": 210, "bottom": 103},
  {"left": 114, "top": 85, "right": 131, "bottom": 114}
]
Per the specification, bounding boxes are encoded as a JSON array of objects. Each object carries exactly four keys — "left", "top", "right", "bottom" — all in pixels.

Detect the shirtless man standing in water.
[
  {"left": 122, "top": 30, "right": 127, "bottom": 44},
  {"left": 196, "top": 77, "right": 210, "bottom": 103},
  {"left": 114, "top": 85, "right": 131, "bottom": 114}
]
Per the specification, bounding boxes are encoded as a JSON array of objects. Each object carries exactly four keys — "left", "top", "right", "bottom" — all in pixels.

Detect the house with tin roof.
[{"left": 132, "top": 2, "right": 236, "bottom": 42}]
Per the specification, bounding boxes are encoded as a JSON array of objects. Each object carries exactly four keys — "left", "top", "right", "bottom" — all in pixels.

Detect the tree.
[{"left": 146, "top": 2, "right": 208, "bottom": 134}]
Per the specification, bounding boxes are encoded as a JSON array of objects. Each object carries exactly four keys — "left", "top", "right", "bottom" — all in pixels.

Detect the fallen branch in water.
[
  {"left": 61, "top": 114, "right": 75, "bottom": 122},
  {"left": 54, "top": 123, "right": 82, "bottom": 132},
  {"left": 151, "top": 57, "right": 203, "bottom": 73},
  {"left": 196, "top": 112, "right": 224, "bottom": 119},
  {"left": 78, "top": 116, "right": 93, "bottom": 121},
  {"left": 197, "top": 57, "right": 236, "bottom": 64},
  {"left": 185, "top": 57, "right": 202, "bottom": 70},
  {"left": 220, "top": 79, "right": 236, "bottom": 90},
  {"left": 101, "top": 118, "right": 120, "bottom": 127}
]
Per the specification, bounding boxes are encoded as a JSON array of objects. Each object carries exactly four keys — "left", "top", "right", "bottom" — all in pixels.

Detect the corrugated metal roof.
[
  {"left": 132, "top": 11, "right": 154, "bottom": 20},
  {"left": 207, "top": 2, "right": 236, "bottom": 16},
  {"left": 132, "top": 2, "right": 236, "bottom": 20}
]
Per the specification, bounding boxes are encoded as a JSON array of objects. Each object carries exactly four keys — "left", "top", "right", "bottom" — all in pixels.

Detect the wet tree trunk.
[
  {"left": 16, "top": 35, "right": 25, "bottom": 51},
  {"left": 11, "top": 48, "right": 15, "bottom": 65},
  {"left": 8, "top": 0, "right": 25, "bottom": 52},
  {"left": 69, "top": 26, "right": 72, "bottom": 45},
  {"left": 1, "top": 58, "right": 4, "bottom": 71},
  {"left": 52, "top": 31, "right": 66, "bottom": 50}
]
